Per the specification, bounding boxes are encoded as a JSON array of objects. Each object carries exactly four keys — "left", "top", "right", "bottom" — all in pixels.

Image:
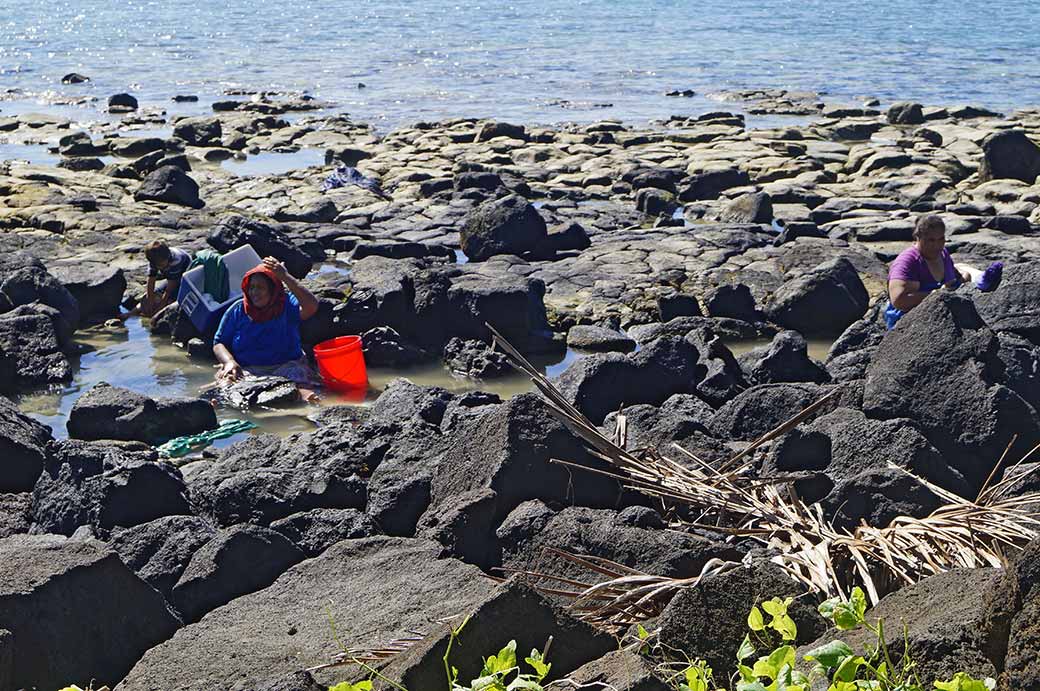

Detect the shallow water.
[
  {"left": 12, "top": 318, "right": 318, "bottom": 449},
  {"left": 725, "top": 337, "right": 834, "bottom": 362},
  {"left": 2, "top": 1, "right": 1036, "bottom": 131},
  {"left": 0, "top": 142, "right": 60, "bottom": 166},
  {"left": 221, "top": 148, "right": 326, "bottom": 177},
  {"left": 12, "top": 317, "right": 579, "bottom": 451}
]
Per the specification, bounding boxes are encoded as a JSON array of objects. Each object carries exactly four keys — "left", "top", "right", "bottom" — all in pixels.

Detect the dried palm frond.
[
  {"left": 488, "top": 325, "right": 1040, "bottom": 625},
  {"left": 305, "top": 630, "right": 427, "bottom": 672}
]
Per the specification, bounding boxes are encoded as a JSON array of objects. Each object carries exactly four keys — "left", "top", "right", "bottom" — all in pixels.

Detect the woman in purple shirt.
[{"left": 885, "top": 215, "right": 1003, "bottom": 328}]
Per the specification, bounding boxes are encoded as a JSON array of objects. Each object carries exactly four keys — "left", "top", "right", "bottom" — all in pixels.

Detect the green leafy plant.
[
  {"left": 329, "top": 682, "right": 373, "bottom": 691},
  {"left": 446, "top": 639, "right": 552, "bottom": 691},
  {"left": 653, "top": 591, "right": 997, "bottom": 691}
]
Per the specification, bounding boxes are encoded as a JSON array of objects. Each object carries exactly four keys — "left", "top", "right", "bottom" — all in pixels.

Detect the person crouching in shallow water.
[
  {"left": 121, "top": 240, "right": 192, "bottom": 319},
  {"left": 213, "top": 257, "right": 322, "bottom": 402},
  {"left": 885, "top": 214, "right": 1003, "bottom": 329}
]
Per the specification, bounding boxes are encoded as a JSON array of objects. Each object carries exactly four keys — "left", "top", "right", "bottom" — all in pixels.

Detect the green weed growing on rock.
[{"left": 651, "top": 589, "right": 995, "bottom": 691}]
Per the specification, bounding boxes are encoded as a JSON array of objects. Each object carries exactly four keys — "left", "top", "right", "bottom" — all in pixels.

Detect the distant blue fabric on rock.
[
  {"left": 215, "top": 293, "right": 303, "bottom": 366},
  {"left": 321, "top": 165, "right": 388, "bottom": 197}
]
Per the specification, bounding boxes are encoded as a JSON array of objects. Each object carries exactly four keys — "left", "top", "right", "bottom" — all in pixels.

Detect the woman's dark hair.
[
  {"left": 913, "top": 214, "right": 945, "bottom": 239},
  {"left": 144, "top": 240, "right": 172, "bottom": 266}
]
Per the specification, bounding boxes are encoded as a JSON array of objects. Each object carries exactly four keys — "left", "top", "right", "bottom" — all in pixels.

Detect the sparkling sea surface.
[{"left": 1, "top": 0, "right": 1038, "bottom": 130}]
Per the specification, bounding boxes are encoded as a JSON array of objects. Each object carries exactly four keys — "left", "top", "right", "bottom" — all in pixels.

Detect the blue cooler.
[{"left": 177, "top": 244, "right": 263, "bottom": 333}]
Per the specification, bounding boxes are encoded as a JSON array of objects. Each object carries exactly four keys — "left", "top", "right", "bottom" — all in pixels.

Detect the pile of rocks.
[{"left": 1, "top": 96, "right": 1039, "bottom": 688}]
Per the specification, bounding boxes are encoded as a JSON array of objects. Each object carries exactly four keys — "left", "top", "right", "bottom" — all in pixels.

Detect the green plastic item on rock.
[{"left": 157, "top": 418, "right": 257, "bottom": 458}]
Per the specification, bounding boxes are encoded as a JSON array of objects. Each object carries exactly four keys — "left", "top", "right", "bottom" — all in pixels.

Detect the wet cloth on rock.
[
  {"left": 157, "top": 418, "right": 257, "bottom": 458},
  {"left": 320, "top": 165, "right": 389, "bottom": 198},
  {"left": 242, "top": 355, "right": 323, "bottom": 388}
]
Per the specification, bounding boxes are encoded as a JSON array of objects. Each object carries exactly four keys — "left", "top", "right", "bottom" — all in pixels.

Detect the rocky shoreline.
[{"left": 2, "top": 90, "right": 1040, "bottom": 690}]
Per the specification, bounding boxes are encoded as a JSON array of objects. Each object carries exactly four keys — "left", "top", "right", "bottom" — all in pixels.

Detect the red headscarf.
[{"left": 241, "top": 265, "right": 287, "bottom": 323}]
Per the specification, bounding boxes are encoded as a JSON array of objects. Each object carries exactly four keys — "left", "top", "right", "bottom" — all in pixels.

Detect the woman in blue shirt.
[{"left": 213, "top": 257, "right": 321, "bottom": 402}]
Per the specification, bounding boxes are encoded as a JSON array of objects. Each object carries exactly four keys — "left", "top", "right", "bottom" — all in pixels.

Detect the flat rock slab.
[{"left": 117, "top": 536, "right": 496, "bottom": 691}]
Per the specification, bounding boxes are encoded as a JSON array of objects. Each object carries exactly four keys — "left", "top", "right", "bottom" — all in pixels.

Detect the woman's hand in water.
[
  {"left": 217, "top": 361, "right": 243, "bottom": 382},
  {"left": 262, "top": 256, "right": 288, "bottom": 280}
]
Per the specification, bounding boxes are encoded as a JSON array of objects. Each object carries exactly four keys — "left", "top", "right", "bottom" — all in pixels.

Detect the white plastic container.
[{"left": 177, "top": 244, "right": 263, "bottom": 333}]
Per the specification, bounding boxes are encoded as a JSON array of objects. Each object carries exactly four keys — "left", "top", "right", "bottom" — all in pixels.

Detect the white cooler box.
[{"left": 177, "top": 244, "right": 263, "bottom": 334}]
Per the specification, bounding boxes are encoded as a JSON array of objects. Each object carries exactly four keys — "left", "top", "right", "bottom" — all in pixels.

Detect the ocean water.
[{"left": 1, "top": 0, "right": 1038, "bottom": 130}]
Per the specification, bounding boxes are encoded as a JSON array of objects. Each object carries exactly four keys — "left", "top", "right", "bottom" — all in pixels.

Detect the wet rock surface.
[{"left": 67, "top": 382, "right": 218, "bottom": 444}]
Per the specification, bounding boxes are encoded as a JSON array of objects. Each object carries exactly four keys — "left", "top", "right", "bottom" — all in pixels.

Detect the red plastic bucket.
[{"left": 313, "top": 335, "right": 368, "bottom": 393}]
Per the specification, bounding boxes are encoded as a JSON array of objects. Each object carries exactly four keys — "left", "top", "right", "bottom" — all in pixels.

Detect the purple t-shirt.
[{"left": 888, "top": 246, "right": 957, "bottom": 287}]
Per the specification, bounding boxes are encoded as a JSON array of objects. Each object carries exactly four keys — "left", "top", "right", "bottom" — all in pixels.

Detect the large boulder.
[
  {"left": 556, "top": 336, "right": 701, "bottom": 423},
  {"left": 566, "top": 650, "right": 670, "bottom": 691},
  {"left": 709, "top": 382, "right": 827, "bottom": 441},
  {"left": 974, "top": 261, "right": 1040, "bottom": 344},
  {"left": 362, "top": 383, "right": 490, "bottom": 536},
  {"left": 0, "top": 534, "right": 180, "bottom": 691},
  {"left": 170, "top": 524, "right": 305, "bottom": 623},
  {"left": 978, "top": 129, "right": 1040, "bottom": 183},
  {"left": 0, "top": 251, "right": 80, "bottom": 327},
  {"left": 825, "top": 300, "right": 887, "bottom": 381},
  {"left": 658, "top": 561, "right": 828, "bottom": 680},
  {"left": 678, "top": 167, "right": 750, "bottom": 201},
  {"left": 360, "top": 326, "right": 427, "bottom": 367},
  {"left": 461, "top": 194, "right": 548, "bottom": 261},
  {"left": 208, "top": 215, "right": 313, "bottom": 278},
  {"left": 474, "top": 121, "right": 527, "bottom": 142},
  {"left": 767, "top": 257, "right": 869, "bottom": 335},
  {"left": 109, "top": 136, "right": 165, "bottom": 158},
  {"left": 0, "top": 395, "right": 52, "bottom": 492},
  {"left": 31, "top": 439, "right": 191, "bottom": 535},
  {"left": 685, "top": 328, "right": 749, "bottom": 406},
  {"left": 739, "top": 330, "right": 830, "bottom": 385},
  {"left": 566, "top": 324, "right": 636, "bottom": 352},
  {"left": 887, "top": 101, "right": 925, "bottom": 125},
  {"left": 720, "top": 191, "right": 773, "bottom": 224},
  {"left": 602, "top": 394, "right": 731, "bottom": 464},
  {"left": 804, "top": 568, "right": 1012, "bottom": 684},
  {"left": 442, "top": 337, "right": 511, "bottom": 378},
  {"left": 0, "top": 493, "right": 31, "bottom": 538},
  {"left": 0, "top": 310, "right": 72, "bottom": 391},
  {"left": 134, "top": 166, "right": 204, "bottom": 208},
  {"left": 769, "top": 407, "right": 968, "bottom": 528},
  {"left": 425, "top": 392, "right": 625, "bottom": 524},
  {"left": 172, "top": 117, "right": 222, "bottom": 146},
  {"left": 703, "top": 283, "right": 760, "bottom": 322},
  {"left": 269, "top": 508, "right": 378, "bottom": 557},
  {"left": 340, "top": 257, "right": 552, "bottom": 352},
  {"left": 67, "top": 382, "right": 217, "bottom": 444},
  {"left": 500, "top": 505, "right": 741, "bottom": 585},
  {"left": 108, "top": 92, "right": 139, "bottom": 112},
  {"left": 186, "top": 428, "right": 369, "bottom": 527},
  {"left": 862, "top": 292, "right": 1040, "bottom": 491},
  {"left": 109, "top": 515, "right": 218, "bottom": 597},
  {"left": 378, "top": 580, "right": 615, "bottom": 689},
  {"left": 49, "top": 262, "right": 127, "bottom": 323},
  {"left": 1006, "top": 538, "right": 1040, "bottom": 688},
  {"left": 118, "top": 537, "right": 497, "bottom": 690}
]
